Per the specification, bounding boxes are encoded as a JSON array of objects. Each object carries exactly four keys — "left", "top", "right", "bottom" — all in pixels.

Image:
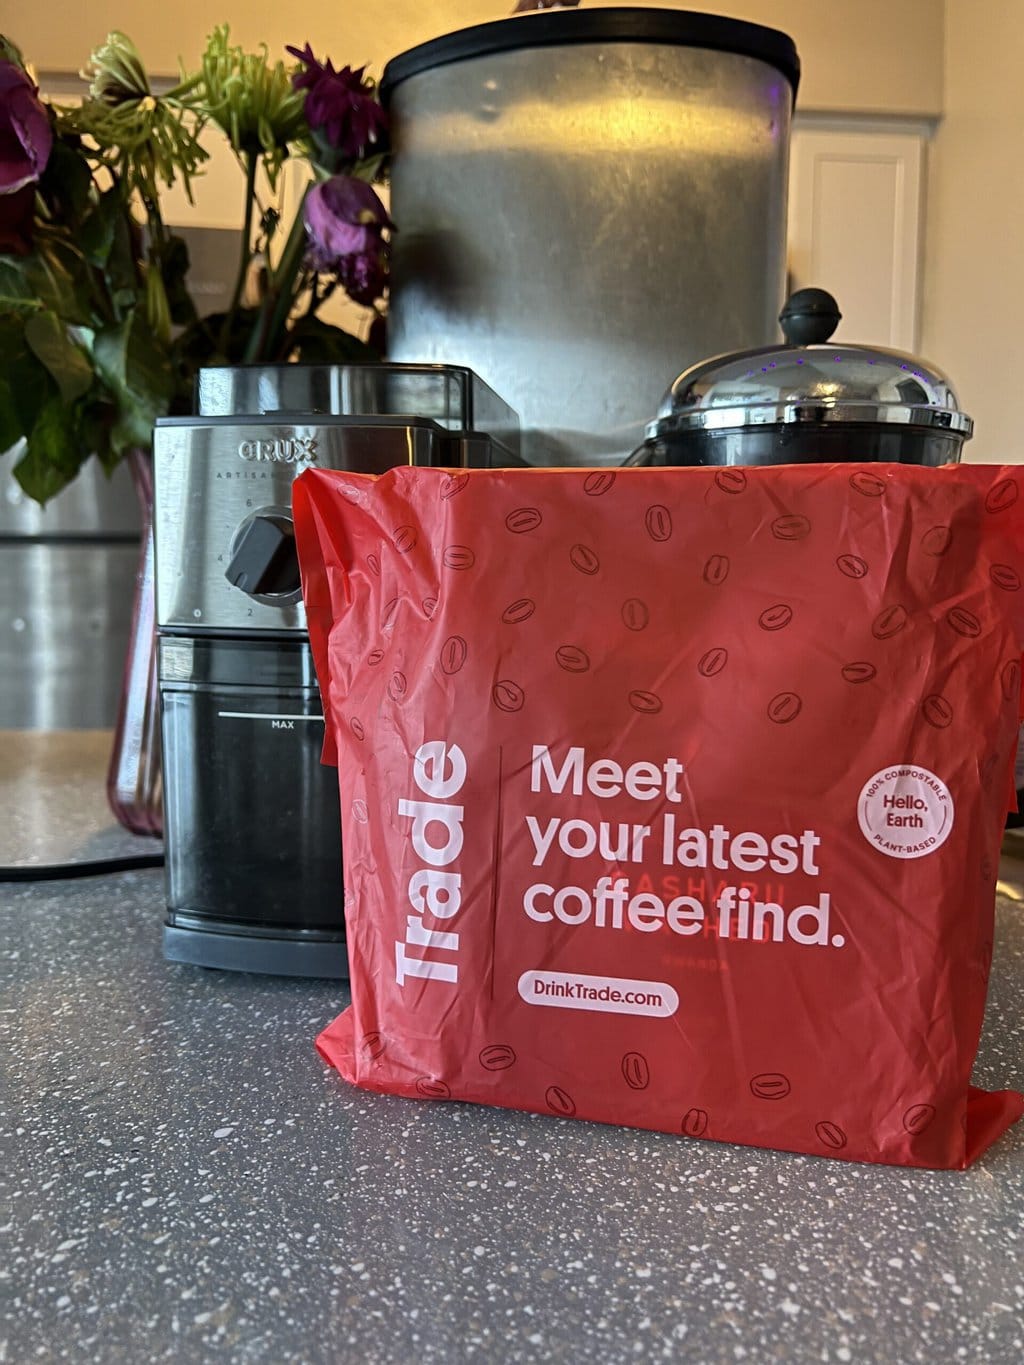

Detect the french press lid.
[{"left": 648, "top": 289, "right": 973, "bottom": 441}]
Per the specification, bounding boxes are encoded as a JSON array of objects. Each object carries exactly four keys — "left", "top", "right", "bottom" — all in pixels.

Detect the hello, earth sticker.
[{"left": 857, "top": 765, "right": 954, "bottom": 859}]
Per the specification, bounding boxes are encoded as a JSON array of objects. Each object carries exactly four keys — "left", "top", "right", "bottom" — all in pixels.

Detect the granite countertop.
[{"left": 2, "top": 733, "right": 1023, "bottom": 1364}]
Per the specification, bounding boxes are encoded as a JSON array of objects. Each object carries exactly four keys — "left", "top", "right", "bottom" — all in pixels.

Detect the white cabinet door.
[{"left": 787, "top": 126, "right": 926, "bottom": 352}]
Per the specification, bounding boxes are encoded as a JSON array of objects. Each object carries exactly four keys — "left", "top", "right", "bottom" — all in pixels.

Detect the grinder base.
[{"left": 163, "top": 917, "right": 349, "bottom": 979}]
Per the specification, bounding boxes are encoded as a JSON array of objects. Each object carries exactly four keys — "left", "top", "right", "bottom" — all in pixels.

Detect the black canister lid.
[{"left": 380, "top": 7, "right": 800, "bottom": 104}]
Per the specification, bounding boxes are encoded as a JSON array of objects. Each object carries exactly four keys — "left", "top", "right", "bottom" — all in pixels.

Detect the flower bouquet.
[
  {"left": 0, "top": 27, "right": 391, "bottom": 835},
  {"left": 0, "top": 27, "right": 391, "bottom": 503}
]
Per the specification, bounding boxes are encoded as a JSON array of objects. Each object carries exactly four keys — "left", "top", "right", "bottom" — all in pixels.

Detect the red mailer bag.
[{"left": 294, "top": 463, "right": 1024, "bottom": 1168}]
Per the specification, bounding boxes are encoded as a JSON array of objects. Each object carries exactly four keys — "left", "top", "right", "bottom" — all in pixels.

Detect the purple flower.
[
  {"left": 304, "top": 175, "right": 393, "bottom": 282},
  {"left": 0, "top": 62, "right": 52, "bottom": 195},
  {"left": 287, "top": 44, "right": 387, "bottom": 164},
  {"left": 337, "top": 249, "right": 388, "bottom": 308}
]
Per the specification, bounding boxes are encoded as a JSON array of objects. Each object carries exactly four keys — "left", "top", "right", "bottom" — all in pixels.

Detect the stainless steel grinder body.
[
  {"left": 153, "top": 365, "right": 520, "bottom": 977},
  {"left": 383, "top": 8, "right": 799, "bottom": 466}
]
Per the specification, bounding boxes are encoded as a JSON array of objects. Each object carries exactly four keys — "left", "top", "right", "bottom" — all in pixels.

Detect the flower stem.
[
  {"left": 244, "top": 185, "right": 309, "bottom": 362},
  {"left": 220, "top": 151, "right": 258, "bottom": 355}
]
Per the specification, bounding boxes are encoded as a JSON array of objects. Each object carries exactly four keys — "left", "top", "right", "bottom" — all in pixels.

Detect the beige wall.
[
  {"left": 921, "top": 0, "right": 1024, "bottom": 463},
  {"left": 14, "top": 0, "right": 943, "bottom": 115}
]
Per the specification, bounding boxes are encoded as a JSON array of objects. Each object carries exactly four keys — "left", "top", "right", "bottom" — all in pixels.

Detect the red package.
[{"left": 293, "top": 462, "right": 1024, "bottom": 1168}]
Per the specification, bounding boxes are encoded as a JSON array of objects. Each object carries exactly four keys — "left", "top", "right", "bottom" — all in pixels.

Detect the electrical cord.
[{"left": 0, "top": 853, "right": 165, "bottom": 882}]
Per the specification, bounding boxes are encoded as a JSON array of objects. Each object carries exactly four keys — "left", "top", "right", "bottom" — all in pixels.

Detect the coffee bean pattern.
[
  {"left": 836, "top": 554, "right": 869, "bottom": 579},
  {"left": 415, "top": 1077, "right": 451, "bottom": 1100},
  {"left": 985, "top": 477, "right": 1018, "bottom": 513},
  {"left": 545, "top": 1086, "right": 576, "bottom": 1118},
  {"left": 750, "top": 1073, "right": 791, "bottom": 1100},
  {"left": 715, "top": 468, "right": 746, "bottom": 495},
  {"left": 502, "top": 598, "right": 536, "bottom": 625},
  {"left": 902, "top": 1103, "right": 936, "bottom": 1135},
  {"left": 555, "top": 645, "right": 590, "bottom": 674},
  {"left": 922, "top": 694, "right": 954, "bottom": 729},
  {"left": 703, "top": 554, "right": 729, "bottom": 586},
  {"left": 621, "top": 599, "right": 649, "bottom": 631},
  {"left": 946, "top": 607, "right": 981, "bottom": 639},
  {"left": 758, "top": 603, "right": 793, "bottom": 632},
  {"left": 645, "top": 505, "right": 673, "bottom": 542},
  {"left": 298, "top": 461, "right": 1024, "bottom": 1169},
  {"left": 629, "top": 690, "right": 663, "bottom": 716},
  {"left": 991, "top": 564, "right": 1021, "bottom": 591},
  {"left": 569, "top": 544, "right": 600, "bottom": 576},
  {"left": 1001, "top": 659, "right": 1021, "bottom": 702},
  {"left": 583, "top": 472, "right": 616, "bottom": 496},
  {"left": 505, "top": 507, "right": 542, "bottom": 534},
  {"left": 362, "top": 1031, "right": 385, "bottom": 1060},
  {"left": 849, "top": 470, "right": 886, "bottom": 498},
  {"left": 492, "top": 680, "right": 525, "bottom": 713},
  {"left": 440, "top": 635, "right": 468, "bottom": 675},
  {"left": 479, "top": 1045, "right": 517, "bottom": 1071},
  {"left": 681, "top": 1108, "right": 709, "bottom": 1138},
  {"left": 872, "top": 605, "right": 908, "bottom": 639},
  {"left": 439, "top": 473, "right": 468, "bottom": 500},
  {"left": 771, "top": 514, "right": 811, "bottom": 541},
  {"left": 443, "top": 545, "right": 476, "bottom": 570},
  {"left": 698, "top": 647, "right": 728, "bottom": 677},
  {"left": 767, "top": 692, "right": 802, "bottom": 724},
  {"left": 621, "top": 1052, "right": 650, "bottom": 1091},
  {"left": 815, "top": 1120, "right": 848, "bottom": 1150},
  {"left": 841, "top": 662, "right": 877, "bottom": 685},
  {"left": 921, "top": 526, "right": 952, "bottom": 557}
]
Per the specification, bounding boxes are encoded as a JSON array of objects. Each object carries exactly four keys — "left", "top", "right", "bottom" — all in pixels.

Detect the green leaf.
[
  {"left": 288, "top": 316, "right": 378, "bottom": 366},
  {"left": 24, "top": 234, "right": 94, "bottom": 325},
  {"left": 0, "top": 385, "right": 22, "bottom": 454},
  {"left": 93, "top": 308, "right": 174, "bottom": 452},
  {"left": 0, "top": 315, "right": 57, "bottom": 447},
  {"left": 39, "top": 139, "right": 94, "bottom": 224},
  {"left": 0, "top": 257, "right": 44, "bottom": 315},
  {"left": 1, "top": 234, "right": 96, "bottom": 326},
  {"left": 106, "top": 210, "right": 140, "bottom": 305},
  {"left": 14, "top": 396, "right": 87, "bottom": 504},
  {"left": 25, "top": 311, "right": 94, "bottom": 404},
  {"left": 79, "top": 187, "right": 124, "bottom": 268}
]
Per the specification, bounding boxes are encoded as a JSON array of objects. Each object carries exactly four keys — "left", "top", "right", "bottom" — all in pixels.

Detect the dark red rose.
[
  {"left": 0, "top": 62, "right": 52, "bottom": 193},
  {"left": 287, "top": 44, "right": 388, "bottom": 163}
]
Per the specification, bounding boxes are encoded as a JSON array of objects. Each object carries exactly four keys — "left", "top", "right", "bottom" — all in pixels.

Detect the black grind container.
[{"left": 628, "top": 289, "right": 973, "bottom": 467}]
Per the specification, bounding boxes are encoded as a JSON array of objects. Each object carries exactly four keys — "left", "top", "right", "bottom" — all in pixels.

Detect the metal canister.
[{"left": 382, "top": 7, "right": 799, "bottom": 466}]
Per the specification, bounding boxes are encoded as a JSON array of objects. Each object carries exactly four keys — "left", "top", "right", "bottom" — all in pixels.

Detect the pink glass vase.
[{"left": 106, "top": 447, "right": 163, "bottom": 837}]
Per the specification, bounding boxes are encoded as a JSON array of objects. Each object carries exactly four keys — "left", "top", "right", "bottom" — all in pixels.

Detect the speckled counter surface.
[{"left": 2, "top": 736, "right": 1024, "bottom": 1364}]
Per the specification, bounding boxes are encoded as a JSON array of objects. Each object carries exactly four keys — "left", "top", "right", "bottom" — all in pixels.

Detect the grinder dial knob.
[{"left": 225, "top": 512, "right": 301, "bottom": 599}]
